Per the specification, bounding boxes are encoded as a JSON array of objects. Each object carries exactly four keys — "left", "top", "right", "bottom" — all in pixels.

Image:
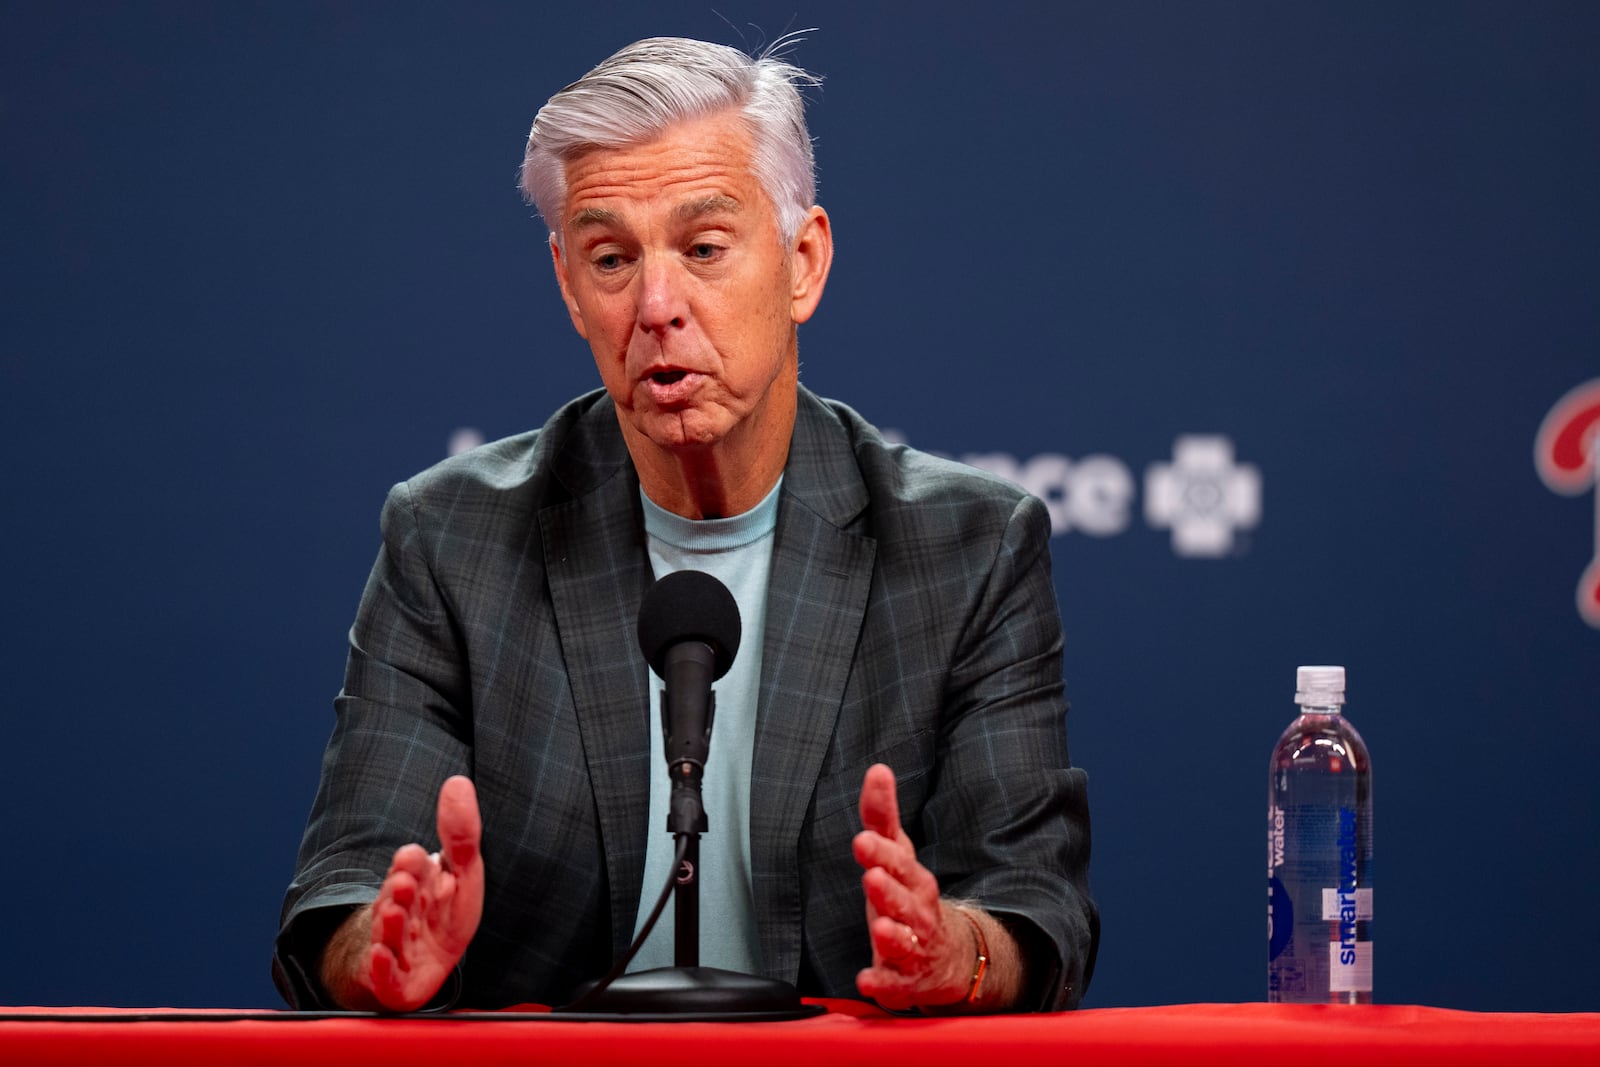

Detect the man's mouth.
[{"left": 642, "top": 368, "right": 703, "bottom": 406}]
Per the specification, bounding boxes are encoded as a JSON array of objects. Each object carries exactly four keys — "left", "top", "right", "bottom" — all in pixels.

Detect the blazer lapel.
[
  {"left": 541, "top": 405, "right": 655, "bottom": 962},
  {"left": 750, "top": 389, "right": 876, "bottom": 983}
]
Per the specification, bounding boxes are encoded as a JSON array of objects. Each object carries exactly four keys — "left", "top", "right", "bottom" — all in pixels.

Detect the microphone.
[{"left": 636, "top": 570, "right": 740, "bottom": 835}]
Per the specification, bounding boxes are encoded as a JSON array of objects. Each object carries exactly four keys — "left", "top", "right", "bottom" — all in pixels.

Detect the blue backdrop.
[{"left": 3, "top": 1, "right": 1596, "bottom": 1012}]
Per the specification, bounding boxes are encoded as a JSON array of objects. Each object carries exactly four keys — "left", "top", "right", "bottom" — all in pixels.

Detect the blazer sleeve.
[
  {"left": 272, "top": 479, "right": 475, "bottom": 1008},
  {"left": 921, "top": 491, "right": 1098, "bottom": 1011}
]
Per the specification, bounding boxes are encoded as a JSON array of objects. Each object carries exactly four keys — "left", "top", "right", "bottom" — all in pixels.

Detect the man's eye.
[
  {"left": 595, "top": 253, "right": 623, "bottom": 271},
  {"left": 688, "top": 243, "right": 720, "bottom": 260}
]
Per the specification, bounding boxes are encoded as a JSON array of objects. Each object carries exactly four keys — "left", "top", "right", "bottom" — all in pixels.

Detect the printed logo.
[
  {"left": 1145, "top": 436, "right": 1263, "bottom": 557},
  {"left": 1534, "top": 379, "right": 1600, "bottom": 628},
  {"left": 885, "top": 432, "right": 1261, "bottom": 557},
  {"left": 953, "top": 451, "right": 1136, "bottom": 538}
]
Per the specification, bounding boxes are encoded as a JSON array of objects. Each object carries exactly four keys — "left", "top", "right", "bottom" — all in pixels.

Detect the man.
[{"left": 275, "top": 36, "right": 1097, "bottom": 1015}]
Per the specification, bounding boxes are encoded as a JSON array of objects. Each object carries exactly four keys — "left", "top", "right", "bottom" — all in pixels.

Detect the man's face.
[{"left": 551, "top": 109, "right": 829, "bottom": 460}]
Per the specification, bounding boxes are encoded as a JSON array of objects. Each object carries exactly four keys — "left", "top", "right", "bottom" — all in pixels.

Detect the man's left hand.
[{"left": 852, "top": 762, "right": 987, "bottom": 1010}]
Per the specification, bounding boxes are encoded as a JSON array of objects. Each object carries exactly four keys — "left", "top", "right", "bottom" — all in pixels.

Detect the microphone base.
[{"left": 556, "top": 966, "right": 824, "bottom": 1022}]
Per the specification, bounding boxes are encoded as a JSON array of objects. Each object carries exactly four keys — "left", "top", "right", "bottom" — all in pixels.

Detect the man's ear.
[
  {"left": 550, "top": 233, "right": 589, "bottom": 340},
  {"left": 789, "top": 205, "right": 834, "bottom": 325}
]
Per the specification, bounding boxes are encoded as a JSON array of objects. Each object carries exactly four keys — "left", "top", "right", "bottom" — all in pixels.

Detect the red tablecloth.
[{"left": 3, "top": 1001, "right": 1598, "bottom": 1066}]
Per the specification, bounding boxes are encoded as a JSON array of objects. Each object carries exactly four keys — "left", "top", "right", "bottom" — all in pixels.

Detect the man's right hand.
[{"left": 318, "top": 775, "right": 484, "bottom": 1011}]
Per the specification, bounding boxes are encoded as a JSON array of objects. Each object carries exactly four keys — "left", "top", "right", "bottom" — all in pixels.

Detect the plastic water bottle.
[{"left": 1267, "top": 665, "right": 1373, "bottom": 1003}]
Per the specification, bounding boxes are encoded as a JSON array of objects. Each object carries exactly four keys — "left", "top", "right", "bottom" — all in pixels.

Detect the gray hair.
[{"left": 519, "top": 36, "right": 820, "bottom": 247}]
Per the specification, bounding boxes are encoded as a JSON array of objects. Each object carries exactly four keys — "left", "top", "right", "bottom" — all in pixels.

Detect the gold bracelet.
[{"left": 955, "top": 907, "right": 989, "bottom": 1004}]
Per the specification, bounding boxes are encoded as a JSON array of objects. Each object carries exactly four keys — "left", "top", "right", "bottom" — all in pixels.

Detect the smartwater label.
[
  {"left": 1320, "top": 887, "right": 1374, "bottom": 920},
  {"left": 1329, "top": 939, "right": 1373, "bottom": 993}
]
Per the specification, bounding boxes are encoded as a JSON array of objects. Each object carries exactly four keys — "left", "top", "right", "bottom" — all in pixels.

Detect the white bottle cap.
[{"left": 1295, "top": 665, "right": 1346, "bottom": 706}]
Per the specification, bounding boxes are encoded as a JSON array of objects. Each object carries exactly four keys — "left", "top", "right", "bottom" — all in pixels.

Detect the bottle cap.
[{"left": 1295, "top": 665, "right": 1345, "bottom": 706}]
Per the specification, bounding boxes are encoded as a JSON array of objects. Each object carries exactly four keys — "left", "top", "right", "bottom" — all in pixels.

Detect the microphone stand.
[
  {"left": 557, "top": 642, "right": 820, "bottom": 1021},
  {"left": 672, "top": 832, "right": 699, "bottom": 969}
]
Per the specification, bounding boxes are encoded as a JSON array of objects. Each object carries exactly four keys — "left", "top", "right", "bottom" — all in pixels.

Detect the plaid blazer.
[{"left": 274, "top": 386, "right": 1097, "bottom": 1010}]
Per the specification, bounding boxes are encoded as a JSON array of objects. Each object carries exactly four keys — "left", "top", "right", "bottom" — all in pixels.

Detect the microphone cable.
[{"left": 556, "top": 832, "right": 691, "bottom": 1013}]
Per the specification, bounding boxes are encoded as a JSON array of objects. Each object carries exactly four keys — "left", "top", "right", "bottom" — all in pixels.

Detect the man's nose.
[{"left": 636, "top": 256, "right": 687, "bottom": 334}]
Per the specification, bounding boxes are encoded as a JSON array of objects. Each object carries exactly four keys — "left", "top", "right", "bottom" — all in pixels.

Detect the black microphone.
[{"left": 636, "top": 570, "right": 740, "bottom": 835}]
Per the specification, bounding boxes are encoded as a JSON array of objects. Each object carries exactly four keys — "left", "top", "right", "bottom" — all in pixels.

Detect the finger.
[
  {"left": 862, "top": 868, "right": 933, "bottom": 938},
  {"left": 851, "top": 830, "right": 881, "bottom": 875},
  {"left": 430, "top": 868, "right": 456, "bottom": 909},
  {"left": 387, "top": 843, "right": 433, "bottom": 882},
  {"left": 857, "top": 763, "right": 902, "bottom": 840},
  {"left": 369, "top": 943, "right": 399, "bottom": 999},
  {"left": 436, "top": 775, "right": 482, "bottom": 874},
  {"left": 855, "top": 834, "right": 942, "bottom": 905},
  {"left": 868, "top": 914, "right": 924, "bottom": 964},
  {"left": 851, "top": 823, "right": 915, "bottom": 867},
  {"left": 852, "top": 828, "right": 922, "bottom": 880},
  {"left": 374, "top": 900, "right": 413, "bottom": 966},
  {"left": 856, "top": 965, "right": 926, "bottom": 1011},
  {"left": 380, "top": 868, "right": 419, "bottom": 912}
]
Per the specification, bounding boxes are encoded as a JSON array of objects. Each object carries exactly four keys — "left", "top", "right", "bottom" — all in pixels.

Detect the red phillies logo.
[{"left": 1535, "top": 379, "right": 1600, "bottom": 628}]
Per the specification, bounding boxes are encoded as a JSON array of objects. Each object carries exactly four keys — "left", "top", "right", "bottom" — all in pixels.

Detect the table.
[{"left": 4, "top": 1001, "right": 1598, "bottom": 1066}]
